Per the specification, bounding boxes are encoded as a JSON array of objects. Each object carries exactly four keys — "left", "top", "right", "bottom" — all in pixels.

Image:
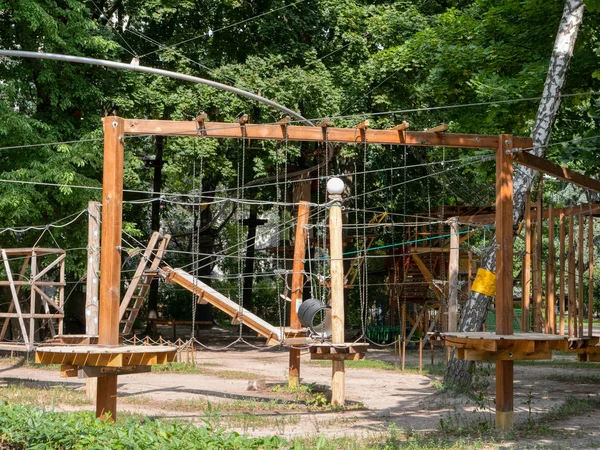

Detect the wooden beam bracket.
[{"left": 196, "top": 112, "right": 208, "bottom": 136}]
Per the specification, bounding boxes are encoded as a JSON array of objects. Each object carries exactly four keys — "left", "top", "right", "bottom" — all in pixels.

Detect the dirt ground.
[{"left": 2, "top": 327, "right": 600, "bottom": 448}]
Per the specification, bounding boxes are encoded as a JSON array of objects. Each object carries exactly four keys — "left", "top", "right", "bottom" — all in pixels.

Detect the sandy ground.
[{"left": 2, "top": 329, "right": 600, "bottom": 448}]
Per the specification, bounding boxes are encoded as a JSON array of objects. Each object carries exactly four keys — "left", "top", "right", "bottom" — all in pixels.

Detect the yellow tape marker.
[{"left": 471, "top": 268, "right": 496, "bottom": 297}]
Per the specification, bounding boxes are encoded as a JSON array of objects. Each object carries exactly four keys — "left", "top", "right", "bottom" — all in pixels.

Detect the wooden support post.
[
  {"left": 289, "top": 180, "right": 311, "bottom": 388},
  {"left": 29, "top": 252, "right": 36, "bottom": 345},
  {"left": 547, "top": 205, "right": 556, "bottom": 334},
  {"left": 588, "top": 213, "right": 594, "bottom": 338},
  {"left": 495, "top": 135, "right": 514, "bottom": 431},
  {"left": 448, "top": 217, "right": 459, "bottom": 333},
  {"left": 559, "top": 212, "right": 566, "bottom": 335},
  {"left": 578, "top": 214, "right": 585, "bottom": 339},
  {"left": 401, "top": 339, "right": 406, "bottom": 372},
  {"left": 2, "top": 250, "right": 29, "bottom": 346},
  {"left": 96, "top": 116, "right": 125, "bottom": 421},
  {"left": 86, "top": 201, "right": 101, "bottom": 401},
  {"left": 419, "top": 338, "right": 423, "bottom": 374},
  {"left": 534, "top": 184, "right": 543, "bottom": 332},
  {"left": 523, "top": 196, "right": 531, "bottom": 332},
  {"left": 327, "top": 178, "right": 345, "bottom": 407},
  {"left": 568, "top": 210, "right": 576, "bottom": 338}
]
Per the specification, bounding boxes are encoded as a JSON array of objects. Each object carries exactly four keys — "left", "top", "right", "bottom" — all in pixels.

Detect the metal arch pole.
[{"left": 0, "top": 50, "right": 313, "bottom": 126}]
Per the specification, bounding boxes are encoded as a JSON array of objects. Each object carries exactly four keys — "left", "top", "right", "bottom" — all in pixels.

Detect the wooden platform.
[
  {"left": 309, "top": 343, "right": 369, "bottom": 361},
  {"left": 443, "top": 332, "right": 568, "bottom": 361},
  {"left": 35, "top": 345, "right": 177, "bottom": 367}
]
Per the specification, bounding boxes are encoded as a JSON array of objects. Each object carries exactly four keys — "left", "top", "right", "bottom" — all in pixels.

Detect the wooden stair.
[{"left": 119, "top": 232, "right": 171, "bottom": 334}]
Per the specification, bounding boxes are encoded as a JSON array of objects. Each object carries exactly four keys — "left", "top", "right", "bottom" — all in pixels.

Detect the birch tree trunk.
[{"left": 444, "top": 0, "right": 585, "bottom": 389}]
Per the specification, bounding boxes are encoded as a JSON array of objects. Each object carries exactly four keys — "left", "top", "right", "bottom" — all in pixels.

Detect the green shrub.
[{"left": 0, "top": 402, "right": 285, "bottom": 449}]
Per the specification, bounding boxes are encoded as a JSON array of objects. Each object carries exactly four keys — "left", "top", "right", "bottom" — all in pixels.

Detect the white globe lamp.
[{"left": 327, "top": 177, "right": 345, "bottom": 195}]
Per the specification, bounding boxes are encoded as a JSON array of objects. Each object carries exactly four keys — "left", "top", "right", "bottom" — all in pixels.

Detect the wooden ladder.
[{"left": 119, "top": 232, "right": 171, "bottom": 335}]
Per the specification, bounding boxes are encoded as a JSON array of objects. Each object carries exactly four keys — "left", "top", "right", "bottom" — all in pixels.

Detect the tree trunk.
[
  {"left": 146, "top": 135, "right": 165, "bottom": 335},
  {"left": 444, "top": 0, "right": 585, "bottom": 389}
]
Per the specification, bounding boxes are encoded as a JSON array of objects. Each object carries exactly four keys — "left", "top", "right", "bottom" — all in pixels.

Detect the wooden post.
[
  {"left": 534, "top": 184, "right": 543, "bottom": 332},
  {"left": 523, "top": 196, "right": 531, "bottom": 332},
  {"left": 419, "top": 338, "right": 423, "bottom": 374},
  {"left": 568, "top": 210, "right": 576, "bottom": 338},
  {"left": 327, "top": 178, "right": 345, "bottom": 407},
  {"left": 495, "top": 135, "right": 514, "bottom": 431},
  {"left": 589, "top": 214, "right": 595, "bottom": 337},
  {"left": 289, "top": 180, "right": 311, "bottom": 388},
  {"left": 559, "top": 212, "right": 566, "bottom": 335},
  {"left": 448, "top": 217, "right": 459, "bottom": 333},
  {"left": 547, "top": 205, "right": 556, "bottom": 334},
  {"left": 96, "top": 116, "right": 125, "bottom": 420},
  {"left": 29, "top": 252, "right": 36, "bottom": 345},
  {"left": 578, "top": 215, "right": 585, "bottom": 338},
  {"left": 86, "top": 201, "right": 101, "bottom": 401},
  {"left": 401, "top": 339, "right": 406, "bottom": 372}
]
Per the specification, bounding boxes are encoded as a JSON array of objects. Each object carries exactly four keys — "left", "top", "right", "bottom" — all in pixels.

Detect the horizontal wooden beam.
[
  {"left": 513, "top": 151, "right": 600, "bottom": 194},
  {"left": 123, "top": 119, "right": 532, "bottom": 150},
  {"left": 457, "top": 203, "right": 600, "bottom": 224}
]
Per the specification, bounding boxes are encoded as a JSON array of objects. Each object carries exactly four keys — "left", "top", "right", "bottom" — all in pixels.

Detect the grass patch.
[
  {"left": 151, "top": 362, "right": 264, "bottom": 379},
  {"left": 308, "top": 359, "right": 446, "bottom": 376},
  {"left": 0, "top": 380, "right": 90, "bottom": 408},
  {"left": 547, "top": 373, "right": 600, "bottom": 384},
  {"left": 516, "top": 359, "right": 600, "bottom": 370}
]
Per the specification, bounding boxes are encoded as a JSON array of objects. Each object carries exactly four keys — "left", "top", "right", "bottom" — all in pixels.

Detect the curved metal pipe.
[{"left": 0, "top": 50, "right": 312, "bottom": 125}]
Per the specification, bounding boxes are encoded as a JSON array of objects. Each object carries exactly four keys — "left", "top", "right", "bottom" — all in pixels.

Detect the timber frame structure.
[
  {"left": 0, "top": 248, "right": 65, "bottom": 351},
  {"left": 31, "top": 113, "right": 600, "bottom": 425}
]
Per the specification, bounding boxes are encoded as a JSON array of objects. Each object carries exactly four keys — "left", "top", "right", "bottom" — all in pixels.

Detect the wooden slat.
[
  {"left": 32, "top": 253, "right": 66, "bottom": 281},
  {"left": 534, "top": 183, "right": 543, "bottom": 332},
  {"left": 123, "top": 119, "right": 533, "bottom": 150},
  {"left": 2, "top": 249, "right": 29, "bottom": 345},
  {"left": 513, "top": 151, "right": 600, "bottom": 194},
  {"left": 0, "top": 255, "right": 30, "bottom": 341},
  {"left": 559, "top": 212, "right": 566, "bottom": 335},
  {"left": 578, "top": 214, "right": 585, "bottom": 339},
  {"left": 547, "top": 205, "right": 556, "bottom": 334},
  {"left": 568, "top": 211, "right": 576, "bottom": 338},
  {"left": 522, "top": 196, "right": 531, "bottom": 332},
  {"left": 589, "top": 213, "right": 595, "bottom": 338}
]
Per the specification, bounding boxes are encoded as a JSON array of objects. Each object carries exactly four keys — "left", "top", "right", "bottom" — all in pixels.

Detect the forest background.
[{"left": 1, "top": 0, "right": 599, "bottom": 333}]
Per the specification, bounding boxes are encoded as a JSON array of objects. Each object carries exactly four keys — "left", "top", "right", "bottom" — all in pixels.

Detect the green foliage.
[{"left": 0, "top": 402, "right": 284, "bottom": 449}]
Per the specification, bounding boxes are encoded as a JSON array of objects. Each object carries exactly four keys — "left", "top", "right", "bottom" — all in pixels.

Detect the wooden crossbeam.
[
  {"left": 513, "top": 151, "right": 600, "bottom": 193},
  {"left": 123, "top": 119, "right": 533, "bottom": 150}
]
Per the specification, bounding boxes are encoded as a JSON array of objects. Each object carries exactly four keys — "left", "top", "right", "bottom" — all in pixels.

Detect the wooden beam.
[
  {"left": 547, "top": 205, "right": 556, "bottom": 334},
  {"left": 495, "top": 134, "right": 514, "bottom": 431},
  {"left": 447, "top": 218, "right": 459, "bottom": 333},
  {"left": 523, "top": 196, "right": 531, "bottom": 332},
  {"left": 559, "top": 212, "right": 566, "bottom": 335},
  {"left": 390, "top": 121, "right": 409, "bottom": 131},
  {"left": 289, "top": 180, "right": 311, "bottom": 388},
  {"left": 534, "top": 183, "right": 543, "bottom": 333},
  {"left": 588, "top": 213, "right": 594, "bottom": 338},
  {"left": 2, "top": 249, "right": 29, "bottom": 345},
  {"left": 412, "top": 254, "right": 442, "bottom": 301},
  {"left": 424, "top": 124, "right": 448, "bottom": 133},
  {"left": 0, "top": 255, "right": 30, "bottom": 341},
  {"left": 85, "top": 201, "right": 101, "bottom": 401},
  {"left": 513, "top": 151, "right": 600, "bottom": 194},
  {"left": 568, "top": 210, "right": 576, "bottom": 338},
  {"left": 123, "top": 119, "right": 532, "bottom": 150},
  {"left": 578, "top": 214, "right": 584, "bottom": 339},
  {"left": 97, "top": 116, "right": 125, "bottom": 421}
]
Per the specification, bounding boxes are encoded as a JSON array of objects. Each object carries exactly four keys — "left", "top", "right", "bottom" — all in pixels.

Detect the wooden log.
[
  {"left": 29, "top": 252, "right": 36, "bottom": 345},
  {"left": 424, "top": 124, "right": 448, "bottom": 133},
  {"left": 495, "top": 134, "right": 514, "bottom": 431},
  {"left": 328, "top": 183, "right": 345, "bottom": 407},
  {"left": 86, "top": 201, "right": 101, "bottom": 402},
  {"left": 448, "top": 217, "right": 459, "bottom": 333},
  {"left": 391, "top": 121, "right": 409, "bottom": 131}
]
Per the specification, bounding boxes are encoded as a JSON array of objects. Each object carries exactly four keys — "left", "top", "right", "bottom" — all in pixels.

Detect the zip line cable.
[{"left": 139, "top": 0, "right": 309, "bottom": 58}]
